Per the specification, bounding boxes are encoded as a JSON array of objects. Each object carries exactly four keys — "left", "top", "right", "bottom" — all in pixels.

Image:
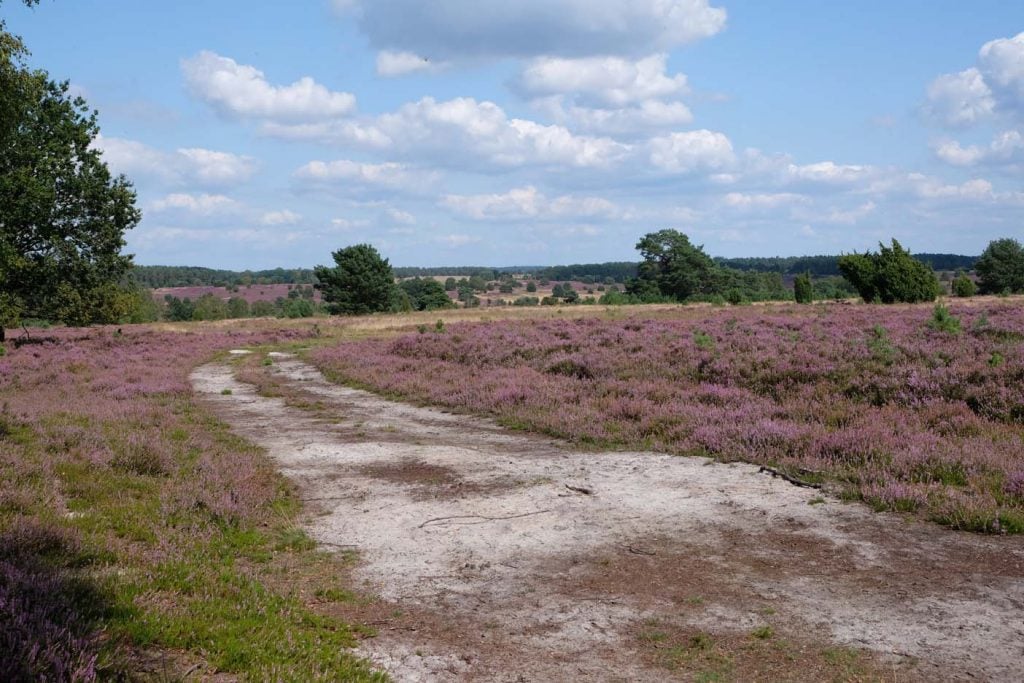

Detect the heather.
[
  {"left": 311, "top": 302, "right": 1024, "bottom": 533},
  {"left": 0, "top": 324, "right": 384, "bottom": 680}
]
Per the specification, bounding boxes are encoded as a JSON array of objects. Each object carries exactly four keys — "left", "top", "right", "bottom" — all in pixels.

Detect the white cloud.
[
  {"left": 268, "top": 97, "right": 628, "bottom": 169},
  {"left": 293, "top": 159, "right": 425, "bottom": 189},
  {"left": 934, "top": 130, "right": 1024, "bottom": 169},
  {"left": 260, "top": 210, "right": 302, "bottom": 226},
  {"left": 441, "top": 185, "right": 619, "bottom": 220},
  {"left": 182, "top": 51, "right": 356, "bottom": 122},
  {"left": 536, "top": 98, "right": 694, "bottom": 135},
  {"left": 150, "top": 193, "right": 238, "bottom": 215},
  {"left": 519, "top": 54, "right": 687, "bottom": 107},
  {"left": 648, "top": 130, "right": 734, "bottom": 173},
  {"left": 385, "top": 207, "right": 416, "bottom": 225},
  {"left": 176, "top": 148, "right": 259, "bottom": 185},
  {"left": 979, "top": 32, "right": 1024, "bottom": 109},
  {"left": 923, "top": 68, "right": 995, "bottom": 127},
  {"left": 785, "top": 161, "right": 871, "bottom": 185},
  {"left": 336, "top": 0, "right": 727, "bottom": 59},
  {"left": 437, "top": 233, "right": 481, "bottom": 247},
  {"left": 94, "top": 135, "right": 258, "bottom": 187},
  {"left": 722, "top": 192, "right": 807, "bottom": 210},
  {"left": 376, "top": 50, "right": 449, "bottom": 77}
]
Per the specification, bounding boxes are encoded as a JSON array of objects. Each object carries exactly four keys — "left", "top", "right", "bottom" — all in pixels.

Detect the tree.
[
  {"left": 629, "top": 230, "right": 721, "bottom": 301},
  {"left": 1, "top": 9, "right": 140, "bottom": 341},
  {"left": 838, "top": 240, "right": 939, "bottom": 303},
  {"left": 793, "top": 272, "right": 813, "bottom": 304},
  {"left": 975, "top": 238, "right": 1024, "bottom": 295},
  {"left": 398, "top": 277, "right": 455, "bottom": 311},
  {"left": 951, "top": 273, "right": 976, "bottom": 298},
  {"left": 314, "top": 244, "right": 396, "bottom": 315}
]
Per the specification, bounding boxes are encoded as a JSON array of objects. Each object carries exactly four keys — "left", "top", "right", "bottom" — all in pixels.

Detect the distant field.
[
  {"left": 311, "top": 300, "right": 1024, "bottom": 532},
  {"left": 152, "top": 283, "right": 322, "bottom": 304}
]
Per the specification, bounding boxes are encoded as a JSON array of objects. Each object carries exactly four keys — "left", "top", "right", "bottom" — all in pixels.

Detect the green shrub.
[
  {"left": 952, "top": 274, "right": 977, "bottom": 298},
  {"left": 793, "top": 272, "right": 813, "bottom": 304},
  {"left": 927, "top": 304, "right": 961, "bottom": 334}
]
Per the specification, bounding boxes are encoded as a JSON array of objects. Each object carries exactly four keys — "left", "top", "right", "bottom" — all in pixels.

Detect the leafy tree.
[
  {"left": 525, "top": 281, "right": 537, "bottom": 292},
  {"left": 251, "top": 300, "right": 277, "bottom": 317},
  {"left": 629, "top": 230, "right": 721, "bottom": 301},
  {"left": 191, "top": 293, "right": 227, "bottom": 321},
  {"left": 443, "top": 277, "right": 457, "bottom": 291},
  {"left": 975, "top": 238, "right": 1024, "bottom": 294},
  {"left": 838, "top": 240, "right": 939, "bottom": 303},
  {"left": 794, "top": 272, "right": 813, "bottom": 304},
  {"left": 314, "top": 244, "right": 396, "bottom": 315},
  {"left": 1, "top": 7, "right": 140, "bottom": 340},
  {"left": 951, "top": 273, "right": 977, "bottom": 298},
  {"left": 227, "top": 296, "right": 250, "bottom": 318},
  {"left": 398, "top": 277, "right": 455, "bottom": 311},
  {"left": 164, "top": 296, "right": 194, "bottom": 322}
]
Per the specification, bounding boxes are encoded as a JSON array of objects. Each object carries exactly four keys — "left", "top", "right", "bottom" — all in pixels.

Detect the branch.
[
  {"left": 758, "top": 465, "right": 822, "bottom": 489},
  {"left": 418, "top": 509, "right": 553, "bottom": 529}
]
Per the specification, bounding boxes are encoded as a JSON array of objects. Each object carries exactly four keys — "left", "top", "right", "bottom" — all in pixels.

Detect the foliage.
[
  {"left": 975, "top": 238, "right": 1024, "bottom": 295},
  {"left": 398, "top": 278, "right": 455, "bottom": 311},
  {"left": 312, "top": 303, "right": 1024, "bottom": 532},
  {"left": 630, "top": 230, "right": 723, "bottom": 301},
  {"left": 952, "top": 273, "right": 977, "bottom": 298},
  {"left": 793, "top": 273, "right": 813, "bottom": 304},
  {"left": 927, "top": 304, "right": 961, "bottom": 334},
  {"left": 536, "top": 261, "right": 638, "bottom": 283},
  {"left": 0, "top": 325, "right": 386, "bottom": 679},
  {"left": 131, "top": 265, "right": 317, "bottom": 289},
  {"left": 0, "top": 20, "right": 139, "bottom": 340},
  {"left": 838, "top": 240, "right": 940, "bottom": 303},
  {"left": 314, "top": 244, "right": 396, "bottom": 316}
]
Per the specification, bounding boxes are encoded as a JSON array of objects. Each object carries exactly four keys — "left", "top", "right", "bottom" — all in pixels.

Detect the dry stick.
[
  {"left": 565, "top": 484, "right": 593, "bottom": 495},
  {"left": 758, "top": 465, "right": 822, "bottom": 489},
  {"left": 418, "top": 508, "right": 553, "bottom": 529}
]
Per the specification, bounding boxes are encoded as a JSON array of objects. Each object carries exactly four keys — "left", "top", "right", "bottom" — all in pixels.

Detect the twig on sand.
[
  {"left": 623, "top": 545, "right": 656, "bottom": 556},
  {"left": 565, "top": 484, "right": 594, "bottom": 495},
  {"left": 418, "top": 509, "right": 553, "bottom": 529},
  {"left": 758, "top": 465, "right": 822, "bottom": 489}
]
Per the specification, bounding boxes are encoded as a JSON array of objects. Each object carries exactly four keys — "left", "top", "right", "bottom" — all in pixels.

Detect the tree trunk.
[{"left": 0, "top": 326, "right": 5, "bottom": 343}]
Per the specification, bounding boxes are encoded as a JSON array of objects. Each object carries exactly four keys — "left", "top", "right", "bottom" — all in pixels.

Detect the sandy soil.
[{"left": 191, "top": 353, "right": 1024, "bottom": 682}]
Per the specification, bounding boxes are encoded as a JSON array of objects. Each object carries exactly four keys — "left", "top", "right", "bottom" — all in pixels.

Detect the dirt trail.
[{"left": 192, "top": 354, "right": 1024, "bottom": 682}]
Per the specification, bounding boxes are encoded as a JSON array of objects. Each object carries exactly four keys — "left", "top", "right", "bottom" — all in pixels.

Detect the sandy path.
[{"left": 192, "top": 354, "right": 1024, "bottom": 682}]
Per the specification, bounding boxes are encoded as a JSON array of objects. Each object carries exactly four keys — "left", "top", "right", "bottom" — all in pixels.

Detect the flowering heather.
[
  {"left": 0, "top": 323, "right": 380, "bottom": 679},
  {"left": 311, "top": 302, "right": 1024, "bottom": 532}
]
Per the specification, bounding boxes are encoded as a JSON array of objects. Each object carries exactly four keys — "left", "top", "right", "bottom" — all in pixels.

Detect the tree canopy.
[
  {"left": 1, "top": 6, "right": 139, "bottom": 340},
  {"left": 313, "top": 244, "right": 396, "bottom": 315},
  {"left": 629, "top": 230, "right": 724, "bottom": 301},
  {"left": 975, "top": 238, "right": 1024, "bottom": 295},
  {"left": 837, "top": 240, "right": 939, "bottom": 304}
]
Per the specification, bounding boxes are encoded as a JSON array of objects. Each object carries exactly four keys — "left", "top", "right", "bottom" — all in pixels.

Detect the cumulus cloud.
[
  {"left": 376, "top": 50, "right": 449, "bottom": 77},
  {"left": 924, "top": 32, "right": 1024, "bottom": 128},
  {"left": 722, "top": 192, "right": 808, "bottom": 210},
  {"left": 94, "top": 135, "right": 258, "bottom": 186},
  {"left": 519, "top": 54, "right": 687, "bottom": 107},
  {"left": 923, "top": 68, "right": 995, "bottom": 127},
  {"left": 785, "top": 161, "right": 871, "bottom": 185},
  {"left": 436, "top": 233, "right": 482, "bottom": 247},
  {"left": 293, "top": 159, "right": 426, "bottom": 190},
  {"left": 334, "top": 0, "right": 726, "bottom": 59},
  {"left": 648, "top": 130, "right": 734, "bottom": 173},
  {"left": 182, "top": 51, "right": 356, "bottom": 122},
  {"left": 268, "top": 97, "right": 628, "bottom": 169},
  {"left": 150, "top": 193, "right": 238, "bottom": 215},
  {"left": 534, "top": 98, "right": 693, "bottom": 135},
  {"left": 934, "top": 130, "right": 1024, "bottom": 170},
  {"left": 260, "top": 210, "right": 303, "bottom": 226},
  {"left": 441, "top": 185, "right": 619, "bottom": 220}
]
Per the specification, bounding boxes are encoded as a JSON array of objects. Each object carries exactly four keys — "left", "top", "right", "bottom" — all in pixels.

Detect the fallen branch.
[
  {"left": 565, "top": 484, "right": 593, "bottom": 495},
  {"left": 758, "top": 465, "right": 822, "bottom": 489},
  {"left": 418, "top": 508, "right": 553, "bottom": 529},
  {"left": 623, "top": 545, "right": 656, "bottom": 556}
]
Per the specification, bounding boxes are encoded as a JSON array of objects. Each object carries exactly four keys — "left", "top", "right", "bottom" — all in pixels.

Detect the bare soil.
[{"left": 191, "top": 354, "right": 1024, "bottom": 682}]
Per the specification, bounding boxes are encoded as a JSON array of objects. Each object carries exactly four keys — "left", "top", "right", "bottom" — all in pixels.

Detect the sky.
[{"left": 5, "top": 0, "right": 1024, "bottom": 269}]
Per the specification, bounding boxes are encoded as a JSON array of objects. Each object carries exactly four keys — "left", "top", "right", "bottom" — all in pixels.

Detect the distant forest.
[
  {"left": 133, "top": 253, "right": 978, "bottom": 288},
  {"left": 133, "top": 265, "right": 317, "bottom": 288}
]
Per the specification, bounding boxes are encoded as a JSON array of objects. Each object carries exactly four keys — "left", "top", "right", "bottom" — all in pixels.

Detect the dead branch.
[
  {"left": 418, "top": 509, "right": 553, "bottom": 529},
  {"left": 758, "top": 465, "right": 822, "bottom": 489},
  {"left": 623, "top": 545, "right": 656, "bottom": 556},
  {"left": 565, "top": 484, "right": 593, "bottom": 495}
]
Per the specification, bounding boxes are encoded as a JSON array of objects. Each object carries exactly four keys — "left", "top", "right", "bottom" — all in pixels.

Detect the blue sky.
[{"left": 6, "top": 0, "right": 1024, "bottom": 268}]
